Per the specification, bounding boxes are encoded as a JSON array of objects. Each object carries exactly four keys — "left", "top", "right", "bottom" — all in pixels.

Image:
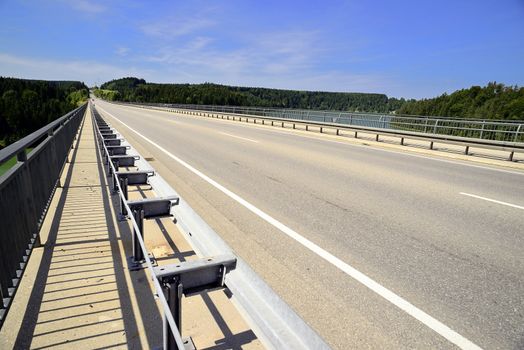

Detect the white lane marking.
[
  {"left": 460, "top": 192, "right": 524, "bottom": 210},
  {"left": 97, "top": 104, "right": 483, "bottom": 350},
  {"left": 229, "top": 126, "right": 524, "bottom": 176},
  {"left": 119, "top": 102, "right": 524, "bottom": 176},
  {"left": 219, "top": 131, "right": 259, "bottom": 143}
]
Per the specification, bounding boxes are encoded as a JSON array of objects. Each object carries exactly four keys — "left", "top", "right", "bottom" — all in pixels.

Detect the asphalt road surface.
[{"left": 95, "top": 99, "right": 524, "bottom": 350}]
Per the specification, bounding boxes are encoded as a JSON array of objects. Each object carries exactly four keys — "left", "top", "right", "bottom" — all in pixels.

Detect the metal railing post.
[
  {"left": 163, "top": 282, "right": 183, "bottom": 350},
  {"left": 112, "top": 160, "right": 119, "bottom": 193},
  {"left": 16, "top": 150, "right": 27, "bottom": 162},
  {"left": 132, "top": 209, "right": 145, "bottom": 262},
  {"left": 120, "top": 177, "right": 128, "bottom": 218},
  {"left": 515, "top": 124, "right": 522, "bottom": 142}
]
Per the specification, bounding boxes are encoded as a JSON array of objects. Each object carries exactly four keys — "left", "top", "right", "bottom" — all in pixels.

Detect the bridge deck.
[{"left": 0, "top": 106, "right": 260, "bottom": 349}]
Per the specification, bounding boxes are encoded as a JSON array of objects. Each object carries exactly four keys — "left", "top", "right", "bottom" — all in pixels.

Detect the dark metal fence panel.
[{"left": 0, "top": 103, "right": 86, "bottom": 325}]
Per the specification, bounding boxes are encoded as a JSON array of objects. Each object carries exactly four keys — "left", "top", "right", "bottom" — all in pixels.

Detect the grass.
[{"left": 0, "top": 148, "right": 33, "bottom": 177}]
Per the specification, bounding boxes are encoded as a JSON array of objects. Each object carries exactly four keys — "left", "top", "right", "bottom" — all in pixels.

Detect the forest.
[
  {"left": 98, "top": 78, "right": 524, "bottom": 121},
  {"left": 398, "top": 82, "right": 524, "bottom": 120},
  {"left": 98, "top": 77, "right": 405, "bottom": 112},
  {"left": 2, "top": 77, "right": 522, "bottom": 151},
  {"left": 0, "top": 77, "right": 88, "bottom": 148}
]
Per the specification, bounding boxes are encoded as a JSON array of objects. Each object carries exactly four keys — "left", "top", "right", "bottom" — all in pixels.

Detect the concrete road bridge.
[{"left": 1, "top": 99, "right": 523, "bottom": 349}]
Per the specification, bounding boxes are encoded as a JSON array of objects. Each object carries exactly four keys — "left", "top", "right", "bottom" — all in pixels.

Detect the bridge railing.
[
  {"left": 121, "top": 101, "right": 524, "bottom": 161},
  {"left": 148, "top": 103, "right": 524, "bottom": 143},
  {"left": 0, "top": 103, "right": 87, "bottom": 327}
]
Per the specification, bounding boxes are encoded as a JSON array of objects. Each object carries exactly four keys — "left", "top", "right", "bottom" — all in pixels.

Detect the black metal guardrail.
[
  {"left": 0, "top": 103, "right": 87, "bottom": 328},
  {"left": 130, "top": 103, "right": 524, "bottom": 161}
]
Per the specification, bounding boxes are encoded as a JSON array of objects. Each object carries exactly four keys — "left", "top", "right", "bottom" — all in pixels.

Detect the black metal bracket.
[
  {"left": 110, "top": 155, "right": 140, "bottom": 167},
  {"left": 127, "top": 196, "right": 179, "bottom": 263},
  {"left": 118, "top": 170, "right": 154, "bottom": 185},
  {"left": 116, "top": 171, "right": 155, "bottom": 217},
  {"left": 128, "top": 196, "right": 179, "bottom": 219},
  {"left": 103, "top": 138, "right": 123, "bottom": 146},
  {"left": 106, "top": 145, "right": 129, "bottom": 156},
  {"left": 101, "top": 133, "right": 117, "bottom": 139},
  {"left": 153, "top": 254, "right": 237, "bottom": 350}
]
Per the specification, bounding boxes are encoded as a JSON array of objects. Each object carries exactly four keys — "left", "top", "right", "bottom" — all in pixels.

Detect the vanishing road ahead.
[{"left": 95, "top": 99, "right": 524, "bottom": 350}]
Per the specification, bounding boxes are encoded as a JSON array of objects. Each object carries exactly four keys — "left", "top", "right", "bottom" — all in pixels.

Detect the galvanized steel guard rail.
[
  {"left": 92, "top": 105, "right": 329, "bottom": 350},
  {"left": 153, "top": 103, "right": 524, "bottom": 143},
  {"left": 92, "top": 108, "right": 188, "bottom": 349},
  {"left": 0, "top": 103, "right": 87, "bottom": 328},
  {"left": 125, "top": 102, "right": 524, "bottom": 161}
]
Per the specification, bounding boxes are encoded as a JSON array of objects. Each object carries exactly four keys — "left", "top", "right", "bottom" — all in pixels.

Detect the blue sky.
[{"left": 0, "top": 0, "right": 523, "bottom": 98}]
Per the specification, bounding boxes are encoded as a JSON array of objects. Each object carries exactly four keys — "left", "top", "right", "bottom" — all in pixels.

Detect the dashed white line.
[
  {"left": 219, "top": 131, "right": 259, "bottom": 143},
  {"left": 460, "top": 192, "right": 524, "bottom": 210},
  {"left": 97, "top": 104, "right": 483, "bottom": 350}
]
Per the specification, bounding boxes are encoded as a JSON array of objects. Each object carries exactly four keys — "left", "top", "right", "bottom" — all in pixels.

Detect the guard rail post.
[
  {"left": 132, "top": 209, "right": 145, "bottom": 262},
  {"left": 155, "top": 255, "right": 237, "bottom": 350},
  {"left": 120, "top": 177, "right": 128, "bottom": 217}
]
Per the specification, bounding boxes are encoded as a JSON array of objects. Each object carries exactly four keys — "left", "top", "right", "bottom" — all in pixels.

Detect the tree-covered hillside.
[
  {"left": 97, "top": 78, "right": 524, "bottom": 121},
  {"left": 99, "top": 77, "right": 404, "bottom": 112},
  {"left": 0, "top": 77, "right": 88, "bottom": 147},
  {"left": 398, "top": 82, "right": 524, "bottom": 120}
]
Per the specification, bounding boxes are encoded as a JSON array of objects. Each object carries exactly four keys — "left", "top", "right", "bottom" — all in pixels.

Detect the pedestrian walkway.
[{"left": 0, "top": 106, "right": 160, "bottom": 349}]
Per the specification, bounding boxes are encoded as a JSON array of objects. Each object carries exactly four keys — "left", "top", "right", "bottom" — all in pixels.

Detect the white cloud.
[
  {"left": 130, "top": 3, "right": 400, "bottom": 94},
  {"left": 264, "top": 71, "right": 396, "bottom": 94},
  {"left": 140, "top": 17, "right": 214, "bottom": 40},
  {"left": 138, "top": 29, "right": 391, "bottom": 92},
  {"left": 0, "top": 53, "right": 150, "bottom": 86},
  {"left": 144, "top": 30, "right": 322, "bottom": 74},
  {"left": 115, "top": 46, "right": 130, "bottom": 57},
  {"left": 66, "top": 0, "right": 106, "bottom": 14}
]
